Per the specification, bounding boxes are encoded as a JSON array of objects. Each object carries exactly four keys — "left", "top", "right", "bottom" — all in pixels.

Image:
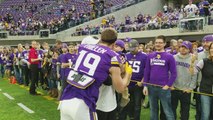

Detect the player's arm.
[{"left": 110, "top": 62, "right": 132, "bottom": 93}]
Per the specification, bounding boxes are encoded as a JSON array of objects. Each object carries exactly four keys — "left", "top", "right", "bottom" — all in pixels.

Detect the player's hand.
[
  {"left": 143, "top": 86, "right": 148, "bottom": 96},
  {"left": 38, "top": 58, "right": 43, "bottom": 61},
  {"left": 189, "top": 65, "right": 194, "bottom": 75},
  {"left": 191, "top": 54, "right": 197, "bottom": 63},
  {"left": 170, "top": 86, "right": 175, "bottom": 90},
  {"left": 162, "top": 85, "right": 169, "bottom": 90},
  {"left": 184, "top": 89, "right": 192, "bottom": 93},
  {"left": 125, "top": 62, "right": 132, "bottom": 75},
  {"left": 57, "top": 73, "right": 60, "bottom": 79},
  {"left": 27, "top": 62, "right": 31, "bottom": 68},
  {"left": 136, "top": 82, "right": 143, "bottom": 87}
]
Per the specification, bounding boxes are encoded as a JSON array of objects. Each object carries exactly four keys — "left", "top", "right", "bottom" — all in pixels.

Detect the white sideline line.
[
  {"left": 3, "top": 93, "right": 15, "bottom": 100},
  {"left": 17, "top": 103, "right": 35, "bottom": 114}
]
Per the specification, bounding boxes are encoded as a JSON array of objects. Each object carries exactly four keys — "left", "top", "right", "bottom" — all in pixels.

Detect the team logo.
[{"left": 156, "top": 54, "right": 161, "bottom": 59}]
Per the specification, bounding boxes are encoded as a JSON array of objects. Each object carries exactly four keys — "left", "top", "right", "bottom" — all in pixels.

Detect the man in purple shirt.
[
  {"left": 21, "top": 43, "right": 30, "bottom": 86},
  {"left": 59, "top": 28, "right": 133, "bottom": 120},
  {"left": 61, "top": 43, "right": 77, "bottom": 91},
  {"left": 119, "top": 39, "right": 147, "bottom": 120},
  {"left": 143, "top": 35, "right": 177, "bottom": 120}
]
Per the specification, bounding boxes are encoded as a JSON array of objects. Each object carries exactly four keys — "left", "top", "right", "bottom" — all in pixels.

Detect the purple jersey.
[
  {"left": 61, "top": 44, "right": 121, "bottom": 112},
  {"left": 126, "top": 52, "right": 147, "bottom": 87},
  {"left": 197, "top": 47, "right": 204, "bottom": 53},
  {"left": 165, "top": 47, "right": 177, "bottom": 55},
  {"left": 16, "top": 52, "right": 22, "bottom": 60},
  {"left": 0, "top": 52, "right": 3, "bottom": 64},
  {"left": 51, "top": 58, "right": 57, "bottom": 71},
  {"left": 58, "top": 53, "right": 66, "bottom": 80},
  {"left": 37, "top": 49, "right": 43, "bottom": 68},
  {"left": 22, "top": 50, "right": 29, "bottom": 66},
  {"left": 144, "top": 52, "right": 177, "bottom": 87},
  {"left": 6, "top": 53, "right": 14, "bottom": 68},
  {"left": 63, "top": 53, "right": 77, "bottom": 77}
]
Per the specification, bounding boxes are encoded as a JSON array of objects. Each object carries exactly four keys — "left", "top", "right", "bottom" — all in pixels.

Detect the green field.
[{"left": 0, "top": 78, "right": 196, "bottom": 120}]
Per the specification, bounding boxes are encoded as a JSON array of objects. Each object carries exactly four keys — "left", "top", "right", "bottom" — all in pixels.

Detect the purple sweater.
[{"left": 143, "top": 52, "right": 177, "bottom": 87}]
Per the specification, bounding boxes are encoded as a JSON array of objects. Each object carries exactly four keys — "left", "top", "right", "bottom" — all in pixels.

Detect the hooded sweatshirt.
[{"left": 173, "top": 53, "right": 197, "bottom": 90}]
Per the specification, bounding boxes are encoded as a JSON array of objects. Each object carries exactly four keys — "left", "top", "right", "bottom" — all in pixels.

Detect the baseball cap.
[
  {"left": 128, "top": 39, "right": 139, "bottom": 51},
  {"left": 81, "top": 36, "right": 99, "bottom": 45},
  {"left": 124, "top": 37, "right": 132, "bottom": 42},
  {"left": 181, "top": 41, "right": 192, "bottom": 50},
  {"left": 202, "top": 35, "right": 213, "bottom": 42},
  {"left": 115, "top": 40, "right": 125, "bottom": 48},
  {"left": 62, "top": 43, "right": 68, "bottom": 48}
]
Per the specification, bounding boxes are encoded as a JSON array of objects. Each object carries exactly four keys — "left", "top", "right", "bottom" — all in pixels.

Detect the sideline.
[
  {"left": 3, "top": 93, "right": 15, "bottom": 100},
  {"left": 17, "top": 103, "right": 35, "bottom": 114}
]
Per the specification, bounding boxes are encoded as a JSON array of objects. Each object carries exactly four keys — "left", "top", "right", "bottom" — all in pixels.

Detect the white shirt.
[
  {"left": 184, "top": 4, "right": 199, "bottom": 17},
  {"left": 96, "top": 85, "right": 117, "bottom": 112},
  {"left": 163, "top": 5, "right": 168, "bottom": 12}
]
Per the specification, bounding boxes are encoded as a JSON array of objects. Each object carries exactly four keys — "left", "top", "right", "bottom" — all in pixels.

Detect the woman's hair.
[{"left": 208, "top": 42, "right": 213, "bottom": 60}]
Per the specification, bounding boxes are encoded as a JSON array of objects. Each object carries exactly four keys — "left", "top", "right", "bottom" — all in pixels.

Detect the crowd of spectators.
[
  {"left": 0, "top": 0, "right": 144, "bottom": 36},
  {"left": 72, "top": 1, "right": 213, "bottom": 36}
]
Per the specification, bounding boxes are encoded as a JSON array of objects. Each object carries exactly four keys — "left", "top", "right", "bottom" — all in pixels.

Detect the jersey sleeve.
[{"left": 111, "top": 55, "right": 121, "bottom": 67}]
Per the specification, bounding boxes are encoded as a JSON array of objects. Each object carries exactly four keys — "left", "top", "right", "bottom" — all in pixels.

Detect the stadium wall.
[{"left": 1, "top": 26, "right": 213, "bottom": 46}]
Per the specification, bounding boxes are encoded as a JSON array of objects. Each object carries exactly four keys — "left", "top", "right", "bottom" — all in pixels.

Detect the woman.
[{"left": 194, "top": 42, "right": 213, "bottom": 120}]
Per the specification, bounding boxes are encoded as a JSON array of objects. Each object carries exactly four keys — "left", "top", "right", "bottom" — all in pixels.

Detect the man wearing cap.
[
  {"left": 57, "top": 43, "right": 69, "bottom": 99},
  {"left": 194, "top": 34, "right": 213, "bottom": 120},
  {"left": 119, "top": 39, "right": 147, "bottom": 120},
  {"left": 59, "top": 28, "right": 133, "bottom": 120},
  {"left": 143, "top": 35, "right": 177, "bottom": 120},
  {"left": 171, "top": 41, "right": 197, "bottom": 120}
]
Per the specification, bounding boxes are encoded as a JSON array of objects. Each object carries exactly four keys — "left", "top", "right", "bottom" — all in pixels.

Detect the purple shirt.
[
  {"left": 51, "top": 59, "right": 57, "bottom": 71},
  {"left": 144, "top": 52, "right": 177, "bottom": 87},
  {"left": 37, "top": 49, "right": 43, "bottom": 68},
  {"left": 0, "top": 53, "right": 3, "bottom": 64},
  {"left": 22, "top": 50, "right": 29, "bottom": 66},
  {"left": 126, "top": 52, "right": 147, "bottom": 87},
  {"left": 165, "top": 47, "right": 177, "bottom": 55},
  {"left": 63, "top": 53, "right": 77, "bottom": 77},
  {"left": 6, "top": 53, "right": 14, "bottom": 67},
  {"left": 61, "top": 44, "right": 121, "bottom": 112},
  {"left": 58, "top": 53, "right": 66, "bottom": 80}
]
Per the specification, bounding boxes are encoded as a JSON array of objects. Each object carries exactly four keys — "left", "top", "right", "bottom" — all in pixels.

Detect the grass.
[
  {"left": 0, "top": 78, "right": 196, "bottom": 120},
  {"left": 0, "top": 78, "right": 60, "bottom": 120}
]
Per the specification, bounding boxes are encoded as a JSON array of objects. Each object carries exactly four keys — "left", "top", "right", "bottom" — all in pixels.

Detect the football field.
[
  {"left": 0, "top": 78, "right": 196, "bottom": 120},
  {"left": 0, "top": 78, "right": 60, "bottom": 120}
]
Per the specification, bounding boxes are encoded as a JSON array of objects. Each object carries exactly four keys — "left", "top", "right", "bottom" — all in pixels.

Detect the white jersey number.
[
  {"left": 74, "top": 50, "right": 101, "bottom": 76},
  {"left": 129, "top": 61, "right": 141, "bottom": 73}
]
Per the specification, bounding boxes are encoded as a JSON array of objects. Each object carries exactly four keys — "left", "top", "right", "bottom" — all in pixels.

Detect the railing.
[
  {"left": 1, "top": 16, "right": 212, "bottom": 37},
  {"left": 71, "top": 16, "right": 213, "bottom": 36}
]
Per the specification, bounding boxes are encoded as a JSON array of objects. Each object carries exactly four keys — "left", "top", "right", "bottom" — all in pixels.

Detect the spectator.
[
  {"left": 194, "top": 41, "right": 213, "bottom": 120},
  {"left": 172, "top": 41, "right": 197, "bottom": 120},
  {"left": 143, "top": 35, "right": 177, "bottom": 120},
  {"left": 59, "top": 28, "right": 132, "bottom": 120},
  {"left": 28, "top": 41, "right": 42, "bottom": 95},
  {"left": 184, "top": 0, "right": 199, "bottom": 18}
]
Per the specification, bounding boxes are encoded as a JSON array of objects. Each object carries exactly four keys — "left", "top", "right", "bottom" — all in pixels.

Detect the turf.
[
  {"left": 0, "top": 78, "right": 60, "bottom": 120},
  {"left": 0, "top": 78, "right": 196, "bottom": 120}
]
